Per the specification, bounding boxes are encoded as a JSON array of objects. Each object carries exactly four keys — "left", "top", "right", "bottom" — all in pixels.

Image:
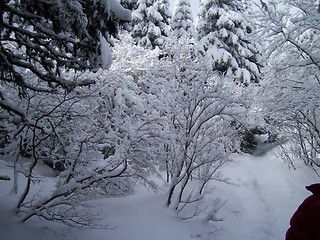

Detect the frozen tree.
[
  {"left": 110, "top": 36, "right": 244, "bottom": 219},
  {"left": 113, "top": 35, "right": 249, "bottom": 219},
  {"left": 131, "top": 0, "right": 172, "bottom": 49},
  {"left": 197, "top": 0, "right": 260, "bottom": 85},
  {"left": 171, "top": 0, "right": 195, "bottom": 39},
  {"left": 1, "top": 0, "right": 131, "bottom": 91},
  {"left": 139, "top": 38, "right": 246, "bottom": 219},
  {"left": 256, "top": 0, "right": 320, "bottom": 172},
  {"left": 0, "top": 1, "right": 132, "bottom": 160},
  {"left": 156, "top": 40, "right": 248, "bottom": 218}
]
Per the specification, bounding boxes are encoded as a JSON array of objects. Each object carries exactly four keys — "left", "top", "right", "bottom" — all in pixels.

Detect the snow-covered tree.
[
  {"left": 1, "top": 0, "right": 131, "bottom": 93},
  {"left": 197, "top": 0, "right": 260, "bottom": 85},
  {"left": 256, "top": 0, "right": 320, "bottom": 172},
  {"left": 164, "top": 48, "right": 247, "bottom": 216},
  {"left": 171, "top": 0, "right": 195, "bottom": 39},
  {"left": 131, "top": 0, "right": 172, "bottom": 49},
  {"left": 1, "top": 66, "right": 163, "bottom": 225},
  {"left": 111, "top": 36, "right": 248, "bottom": 219},
  {"left": 0, "top": 0, "right": 132, "bottom": 138}
]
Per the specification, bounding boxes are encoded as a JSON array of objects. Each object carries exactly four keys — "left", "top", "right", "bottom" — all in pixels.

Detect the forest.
[{"left": 1, "top": 0, "right": 320, "bottom": 239}]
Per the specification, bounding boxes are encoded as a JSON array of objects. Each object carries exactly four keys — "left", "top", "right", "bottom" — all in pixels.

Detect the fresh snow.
[
  {"left": 0, "top": 147, "right": 319, "bottom": 240},
  {"left": 99, "top": 34, "right": 112, "bottom": 69}
]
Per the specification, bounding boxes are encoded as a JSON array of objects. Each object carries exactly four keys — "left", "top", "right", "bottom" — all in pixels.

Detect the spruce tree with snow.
[
  {"left": 197, "top": 0, "right": 260, "bottom": 85},
  {"left": 132, "top": 0, "right": 172, "bottom": 49},
  {"left": 171, "top": 0, "right": 195, "bottom": 39}
]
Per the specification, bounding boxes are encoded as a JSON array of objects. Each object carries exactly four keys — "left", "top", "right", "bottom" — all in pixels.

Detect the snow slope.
[
  {"left": 214, "top": 151, "right": 318, "bottom": 240},
  {"left": 0, "top": 147, "right": 319, "bottom": 240}
]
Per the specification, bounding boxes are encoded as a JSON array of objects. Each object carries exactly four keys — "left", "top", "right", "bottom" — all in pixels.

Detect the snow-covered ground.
[{"left": 0, "top": 147, "right": 319, "bottom": 240}]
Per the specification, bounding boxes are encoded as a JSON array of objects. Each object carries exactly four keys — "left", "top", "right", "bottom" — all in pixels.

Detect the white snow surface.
[
  {"left": 0, "top": 147, "right": 319, "bottom": 240},
  {"left": 99, "top": 34, "right": 112, "bottom": 69}
]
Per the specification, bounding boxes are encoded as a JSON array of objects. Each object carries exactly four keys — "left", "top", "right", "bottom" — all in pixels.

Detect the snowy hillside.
[{"left": 0, "top": 147, "right": 318, "bottom": 240}]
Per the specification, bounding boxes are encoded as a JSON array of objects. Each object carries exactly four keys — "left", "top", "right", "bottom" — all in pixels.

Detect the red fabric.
[{"left": 286, "top": 184, "right": 320, "bottom": 240}]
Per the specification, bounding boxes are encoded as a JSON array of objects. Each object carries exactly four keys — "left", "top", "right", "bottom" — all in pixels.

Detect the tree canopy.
[{"left": 0, "top": 0, "right": 131, "bottom": 94}]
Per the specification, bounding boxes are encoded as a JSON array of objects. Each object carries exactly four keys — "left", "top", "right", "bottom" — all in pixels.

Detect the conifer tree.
[
  {"left": 132, "top": 0, "right": 172, "bottom": 49},
  {"left": 171, "top": 0, "right": 195, "bottom": 39},
  {"left": 197, "top": 0, "right": 260, "bottom": 85},
  {"left": 1, "top": 0, "right": 131, "bottom": 95}
]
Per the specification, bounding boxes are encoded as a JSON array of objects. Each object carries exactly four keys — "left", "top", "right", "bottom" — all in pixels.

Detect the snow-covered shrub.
[
  {"left": 164, "top": 47, "right": 248, "bottom": 215},
  {"left": 256, "top": 0, "right": 320, "bottom": 173},
  {"left": 0, "top": 64, "right": 166, "bottom": 225}
]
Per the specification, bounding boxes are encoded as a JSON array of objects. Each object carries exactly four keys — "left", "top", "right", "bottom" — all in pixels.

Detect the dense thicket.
[
  {"left": 1, "top": 0, "right": 319, "bottom": 228},
  {"left": 256, "top": 0, "right": 320, "bottom": 173}
]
